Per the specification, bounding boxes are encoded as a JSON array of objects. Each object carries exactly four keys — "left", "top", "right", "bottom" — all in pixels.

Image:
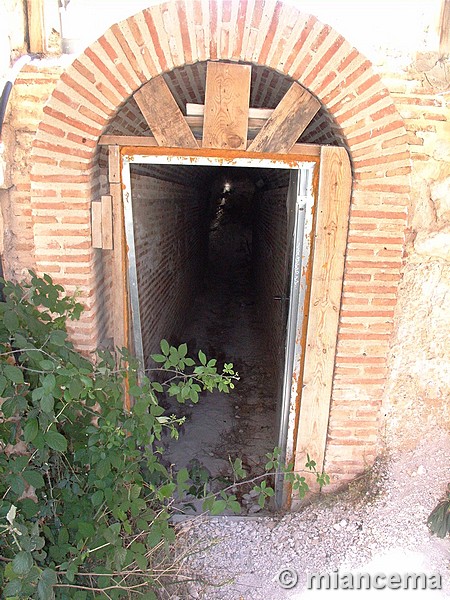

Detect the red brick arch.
[{"left": 30, "top": 0, "right": 410, "bottom": 483}]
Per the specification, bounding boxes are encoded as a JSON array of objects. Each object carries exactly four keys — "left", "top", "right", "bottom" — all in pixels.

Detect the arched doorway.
[{"left": 29, "top": 1, "right": 410, "bottom": 499}]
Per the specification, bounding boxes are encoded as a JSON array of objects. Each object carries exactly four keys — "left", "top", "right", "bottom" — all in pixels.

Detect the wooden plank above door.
[
  {"left": 133, "top": 76, "right": 198, "bottom": 149},
  {"left": 248, "top": 83, "right": 320, "bottom": 154},
  {"left": 202, "top": 62, "right": 251, "bottom": 150}
]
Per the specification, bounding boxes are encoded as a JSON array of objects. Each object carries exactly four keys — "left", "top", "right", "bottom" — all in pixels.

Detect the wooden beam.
[
  {"left": 187, "top": 103, "right": 273, "bottom": 120},
  {"left": 97, "top": 135, "right": 321, "bottom": 157},
  {"left": 101, "top": 195, "right": 113, "bottom": 250},
  {"left": 109, "top": 146, "right": 127, "bottom": 357},
  {"left": 248, "top": 83, "right": 320, "bottom": 154},
  {"left": 186, "top": 115, "right": 268, "bottom": 138},
  {"left": 99, "top": 135, "right": 159, "bottom": 147},
  {"left": 108, "top": 145, "right": 121, "bottom": 183},
  {"left": 294, "top": 146, "right": 352, "bottom": 495},
  {"left": 202, "top": 62, "right": 251, "bottom": 150},
  {"left": 133, "top": 76, "right": 198, "bottom": 148},
  {"left": 439, "top": 0, "right": 450, "bottom": 54},
  {"left": 27, "top": 0, "right": 45, "bottom": 53}
]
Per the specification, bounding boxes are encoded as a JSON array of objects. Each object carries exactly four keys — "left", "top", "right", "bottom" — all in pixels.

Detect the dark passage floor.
[{"left": 164, "top": 191, "right": 279, "bottom": 508}]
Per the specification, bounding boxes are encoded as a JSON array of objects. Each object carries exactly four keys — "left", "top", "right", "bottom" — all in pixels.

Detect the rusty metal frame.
[{"left": 119, "top": 147, "right": 318, "bottom": 507}]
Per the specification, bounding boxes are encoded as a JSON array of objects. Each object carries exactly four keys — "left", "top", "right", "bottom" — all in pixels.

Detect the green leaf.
[
  {"left": 4, "top": 310, "right": 19, "bottom": 332},
  {"left": 44, "top": 430, "right": 67, "bottom": 452},
  {"left": 178, "top": 343, "right": 187, "bottom": 357},
  {"left": 3, "top": 364, "right": 24, "bottom": 384},
  {"left": 159, "top": 483, "right": 176, "bottom": 498},
  {"left": 10, "top": 455, "right": 29, "bottom": 473},
  {"left": 146, "top": 527, "right": 162, "bottom": 548},
  {"left": 37, "top": 568, "right": 57, "bottom": 600},
  {"left": 0, "top": 374, "right": 7, "bottom": 395},
  {"left": 91, "top": 489, "right": 104, "bottom": 506},
  {"left": 140, "top": 592, "right": 157, "bottom": 600},
  {"left": 150, "top": 354, "right": 166, "bottom": 363},
  {"left": 49, "top": 330, "right": 67, "bottom": 346},
  {"left": 43, "top": 374, "right": 56, "bottom": 393},
  {"left": 8, "top": 474, "right": 26, "bottom": 496},
  {"left": 14, "top": 333, "right": 30, "bottom": 350},
  {"left": 23, "top": 418, "right": 39, "bottom": 443},
  {"left": 58, "top": 527, "right": 69, "bottom": 545},
  {"left": 198, "top": 350, "right": 207, "bottom": 365},
  {"left": 135, "top": 552, "right": 148, "bottom": 571},
  {"left": 39, "top": 360, "right": 55, "bottom": 371},
  {"left": 160, "top": 339, "right": 170, "bottom": 356},
  {"left": 78, "top": 522, "right": 95, "bottom": 538},
  {"left": 23, "top": 470, "right": 45, "bottom": 489},
  {"left": 3, "top": 579, "right": 23, "bottom": 597},
  {"left": 68, "top": 378, "right": 83, "bottom": 399},
  {"left": 177, "top": 468, "right": 189, "bottom": 484},
  {"left": 12, "top": 551, "right": 33, "bottom": 576},
  {"left": 32, "top": 387, "right": 44, "bottom": 402},
  {"left": 210, "top": 500, "right": 227, "bottom": 515},
  {"left": 151, "top": 381, "right": 163, "bottom": 393},
  {"left": 40, "top": 394, "right": 55, "bottom": 413}
]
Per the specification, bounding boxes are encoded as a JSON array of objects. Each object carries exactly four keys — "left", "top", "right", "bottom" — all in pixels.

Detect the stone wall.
[{"left": 377, "top": 52, "right": 450, "bottom": 447}]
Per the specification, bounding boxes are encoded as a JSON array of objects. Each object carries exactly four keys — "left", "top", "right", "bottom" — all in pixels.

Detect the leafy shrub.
[
  {"left": 427, "top": 485, "right": 450, "bottom": 539},
  {"left": 0, "top": 272, "right": 327, "bottom": 598},
  {"left": 0, "top": 273, "right": 240, "bottom": 598}
]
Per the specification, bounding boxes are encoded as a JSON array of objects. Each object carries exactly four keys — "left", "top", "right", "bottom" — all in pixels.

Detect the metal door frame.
[
  {"left": 120, "top": 150, "right": 317, "bottom": 506},
  {"left": 275, "top": 167, "right": 316, "bottom": 507}
]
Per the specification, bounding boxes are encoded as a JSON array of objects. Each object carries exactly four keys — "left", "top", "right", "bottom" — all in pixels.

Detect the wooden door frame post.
[
  {"left": 293, "top": 145, "right": 352, "bottom": 499},
  {"left": 109, "top": 146, "right": 128, "bottom": 353}
]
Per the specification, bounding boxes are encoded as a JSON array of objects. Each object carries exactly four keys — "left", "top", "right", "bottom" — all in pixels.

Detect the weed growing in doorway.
[{"left": 0, "top": 273, "right": 327, "bottom": 598}]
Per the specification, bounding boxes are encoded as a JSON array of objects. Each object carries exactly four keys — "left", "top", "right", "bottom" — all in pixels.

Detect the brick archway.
[{"left": 30, "top": 0, "right": 410, "bottom": 485}]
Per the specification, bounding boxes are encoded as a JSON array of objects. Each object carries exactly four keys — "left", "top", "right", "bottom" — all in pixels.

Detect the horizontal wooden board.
[
  {"left": 98, "top": 135, "right": 321, "bottom": 157},
  {"left": 187, "top": 103, "right": 273, "bottom": 119}
]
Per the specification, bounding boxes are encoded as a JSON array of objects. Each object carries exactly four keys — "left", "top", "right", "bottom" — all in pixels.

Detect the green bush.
[
  {"left": 0, "top": 273, "right": 241, "bottom": 598},
  {"left": 428, "top": 485, "right": 450, "bottom": 539},
  {"left": 0, "top": 272, "right": 327, "bottom": 598}
]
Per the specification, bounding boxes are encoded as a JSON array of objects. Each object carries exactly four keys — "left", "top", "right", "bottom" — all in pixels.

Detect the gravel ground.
[{"left": 169, "top": 427, "right": 450, "bottom": 599}]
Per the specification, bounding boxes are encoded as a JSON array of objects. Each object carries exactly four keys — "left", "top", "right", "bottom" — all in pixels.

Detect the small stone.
[
  {"left": 333, "top": 523, "right": 341, "bottom": 531},
  {"left": 187, "top": 586, "right": 199, "bottom": 599},
  {"left": 248, "top": 504, "right": 262, "bottom": 514},
  {"left": 340, "top": 519, "right": 348, "bottom": 528},
  {"left": 417, "top": 465, "right": 426, "bottom": 475}
]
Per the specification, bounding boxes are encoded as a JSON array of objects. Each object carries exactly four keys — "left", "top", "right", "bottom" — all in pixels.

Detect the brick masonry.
[
  {"left": 5, "top": 0, "right": 448, "bottom": 487},
  {"left": 131, "top": 168, "right": 209, "bottom": 362}
]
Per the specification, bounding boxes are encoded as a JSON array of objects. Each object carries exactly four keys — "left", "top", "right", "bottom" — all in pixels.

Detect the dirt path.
[
  {"left": 173, "top": 427, "right": 450, "bottom": 599},
  {"left": 164, "top": 204, "right": 278, "bottom": 511}
]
